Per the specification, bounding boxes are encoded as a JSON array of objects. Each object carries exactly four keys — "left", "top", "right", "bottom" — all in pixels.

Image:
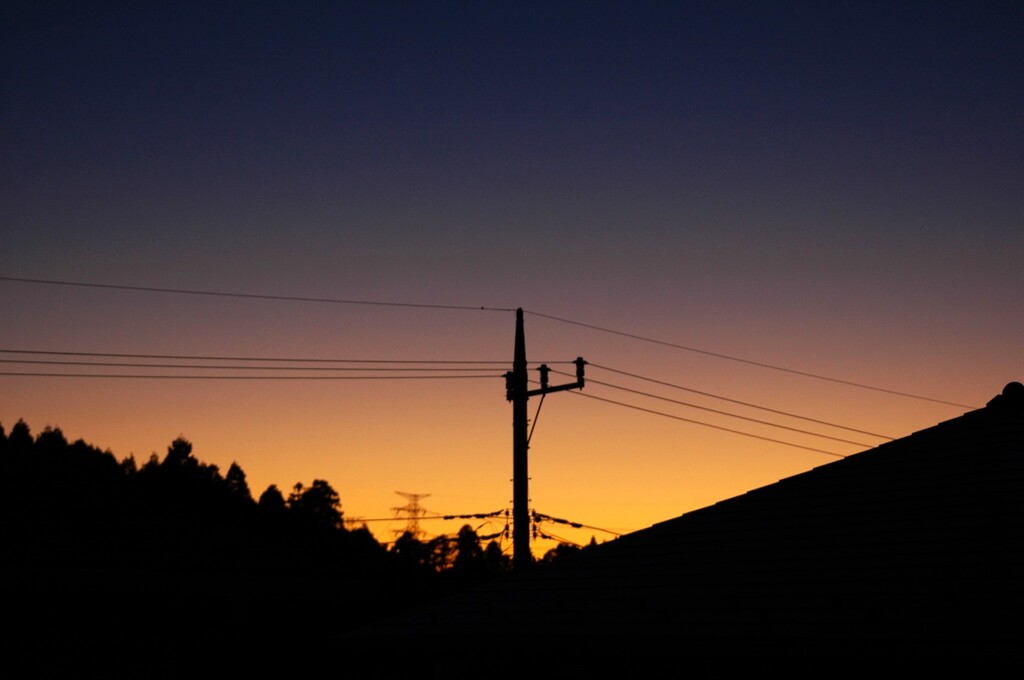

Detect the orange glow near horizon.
[{"left": 1, "top": 292, "right": 1012, "bottom": 561}]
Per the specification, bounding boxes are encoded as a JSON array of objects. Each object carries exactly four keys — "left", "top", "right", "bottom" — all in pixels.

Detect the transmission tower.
[{"left": 391, "top": 491, "right": 431, "bottom": 540}]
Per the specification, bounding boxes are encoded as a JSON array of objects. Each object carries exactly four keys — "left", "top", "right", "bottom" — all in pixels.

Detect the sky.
[{"left": 2, "top": 1, "right": 1022, "bottom": 558}]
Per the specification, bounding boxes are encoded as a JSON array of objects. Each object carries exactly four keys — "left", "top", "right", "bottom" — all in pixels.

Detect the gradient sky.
[{"left": 2, "top": 1, "right": 1022, "bottom": 557}]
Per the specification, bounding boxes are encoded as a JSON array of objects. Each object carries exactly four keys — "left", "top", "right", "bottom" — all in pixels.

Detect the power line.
[
  {"left": 5, "top": 276, "right": 971, "bottom": 410},
  {"left": 548, "top": 369, "right": 876, "bottom": 447},
  {"left": 0, "top": 350, "right": 509, "bottom": 379},
  {"left": 0, "top": 349, "right": 506, "bottom": 364},
  {"left": 0, "top": 359, "right": 506, "bottom": 372},
  {"left": 532, "top": 511, "right": 623, "bottom": 537},
  {"left": 536, "top": 531, "right": 581, "bottom": 547},
  {"left": 554, "top": 367, "right": 888, "bottom": 443},
  {"left": 587, "top": 362, "right": 894, "bottom": 439},
  {"left": 525, "top": 309, "right": 978, "bottom": 409},
  {"left": 567, "top": 389, "right": 849, "bottom": 458},
  {"left": 0, "top": 276, "right": 517, "bottom": 313},
  {"left": 0, "top": 372, "right": 501, "bottom": 380},
  {"left": 353, "top": 511, "right": 506, "bottom": 523}
]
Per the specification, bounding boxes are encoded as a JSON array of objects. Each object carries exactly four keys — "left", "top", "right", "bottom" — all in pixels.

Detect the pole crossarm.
[
  {"left": 526, "top": 380, "right": 582, "bottom": 397},
  {"left": 507, "top": 359, "right": 586, "bottom": 400}
]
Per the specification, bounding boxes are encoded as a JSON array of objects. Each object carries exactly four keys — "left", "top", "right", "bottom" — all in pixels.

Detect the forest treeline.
[{"left": 1, "top": 418, "right": 592, "bottom": 653}]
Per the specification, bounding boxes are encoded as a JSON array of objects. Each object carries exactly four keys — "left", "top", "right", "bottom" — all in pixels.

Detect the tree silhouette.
[
  {"left": 0, "top": 417, "right": 512, "bottom": 659},
  {"left": 451, "top": 524, "right": 485, "bottom": 580},
  {"left": 226, "top": 461, "right": 252, "bottom": 501},
  {"left": 483, "top": 540, "right": 511, "bottom": 574},
  {"left": 258, "top": 484, "right": 286, "bottom": 513},
  {"left": 163, "top": 435, "right": 195, "bottom": 468},
  {"left": 287, "top": 479, "right": 343, "bottom": 532},
  {"left": 425, "top": 534, "right": 454, "bottom": 572},
  {"left": 7, "top": 419, "right": 32, "bottom": 455},
  {"left": 541, "top": 542, "right": 583, "bottom": 564},
  {"left": 391, "top": 530, "right": 430, "bottom": 571}
]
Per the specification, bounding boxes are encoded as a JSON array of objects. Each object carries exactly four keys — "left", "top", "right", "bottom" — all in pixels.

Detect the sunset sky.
[{"left": 2, "top": 1, "right": 1021, "bottom": 558}]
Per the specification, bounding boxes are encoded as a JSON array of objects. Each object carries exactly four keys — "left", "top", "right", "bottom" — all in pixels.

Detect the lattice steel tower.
[{"left": 391, "top": 491, "right": 431, "bottom": 540}]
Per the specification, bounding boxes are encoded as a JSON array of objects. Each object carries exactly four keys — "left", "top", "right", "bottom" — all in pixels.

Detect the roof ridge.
[{"left": 987, "top": 380, "right": 1024, "bottom": 410}]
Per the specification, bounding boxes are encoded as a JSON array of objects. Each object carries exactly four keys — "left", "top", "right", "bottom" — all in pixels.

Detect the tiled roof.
[{"left": 362, "top": 381, "right": 1024, "bottom": 664}]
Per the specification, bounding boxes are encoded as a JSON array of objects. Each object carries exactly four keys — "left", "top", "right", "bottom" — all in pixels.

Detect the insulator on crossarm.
[{"left": 574, "top": 357, "right": 587, "bottom": 385}]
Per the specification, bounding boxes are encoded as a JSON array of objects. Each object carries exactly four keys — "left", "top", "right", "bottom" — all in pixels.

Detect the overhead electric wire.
[
  {"left": 0, "top": 350, "right": 511, "bottom": 379},
  {"left": 338, "top": 511, "right": 505, "bottom": 523},
  {"left": 0, "top": 276, "right": 517, "bottom": 313},
  {"left": 4, "top": 276, "right": 973, "bottom": 409},
  {"left": 547, "top": 368, "right": 878, "bottom": 447},
  {"left": 524, "top": 309, "right": 978, "bottom": 409},
  {"left": 0, "top": 348, "right": 507, "bottom": 364},
  {"left": 0, "top": 372, "right": 500, "bottom": 380},
  {"left": 0, "top": 359, "right": 506, "bottom": 372},
  {"left": 587, "top": 362, "right": 894, "bottom": 439},
  {"left": 532, "top": 511, "right": 623, "bottom": 537},
  {"left": 567, "top": 389, "right": 848, "bottom": 458},
  {"left": 536, "top": 531, "right": 581, "bottom": 547}
]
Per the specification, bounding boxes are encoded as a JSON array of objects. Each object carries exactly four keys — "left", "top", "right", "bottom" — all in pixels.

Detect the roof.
[{"left": 357, "top": 381, "right": 1024, "bottom": 666}]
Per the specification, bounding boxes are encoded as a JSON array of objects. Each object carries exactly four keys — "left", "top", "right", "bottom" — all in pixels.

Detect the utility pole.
[{"left": 505, "top": 308, "right": 586, "bottom": 571}]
